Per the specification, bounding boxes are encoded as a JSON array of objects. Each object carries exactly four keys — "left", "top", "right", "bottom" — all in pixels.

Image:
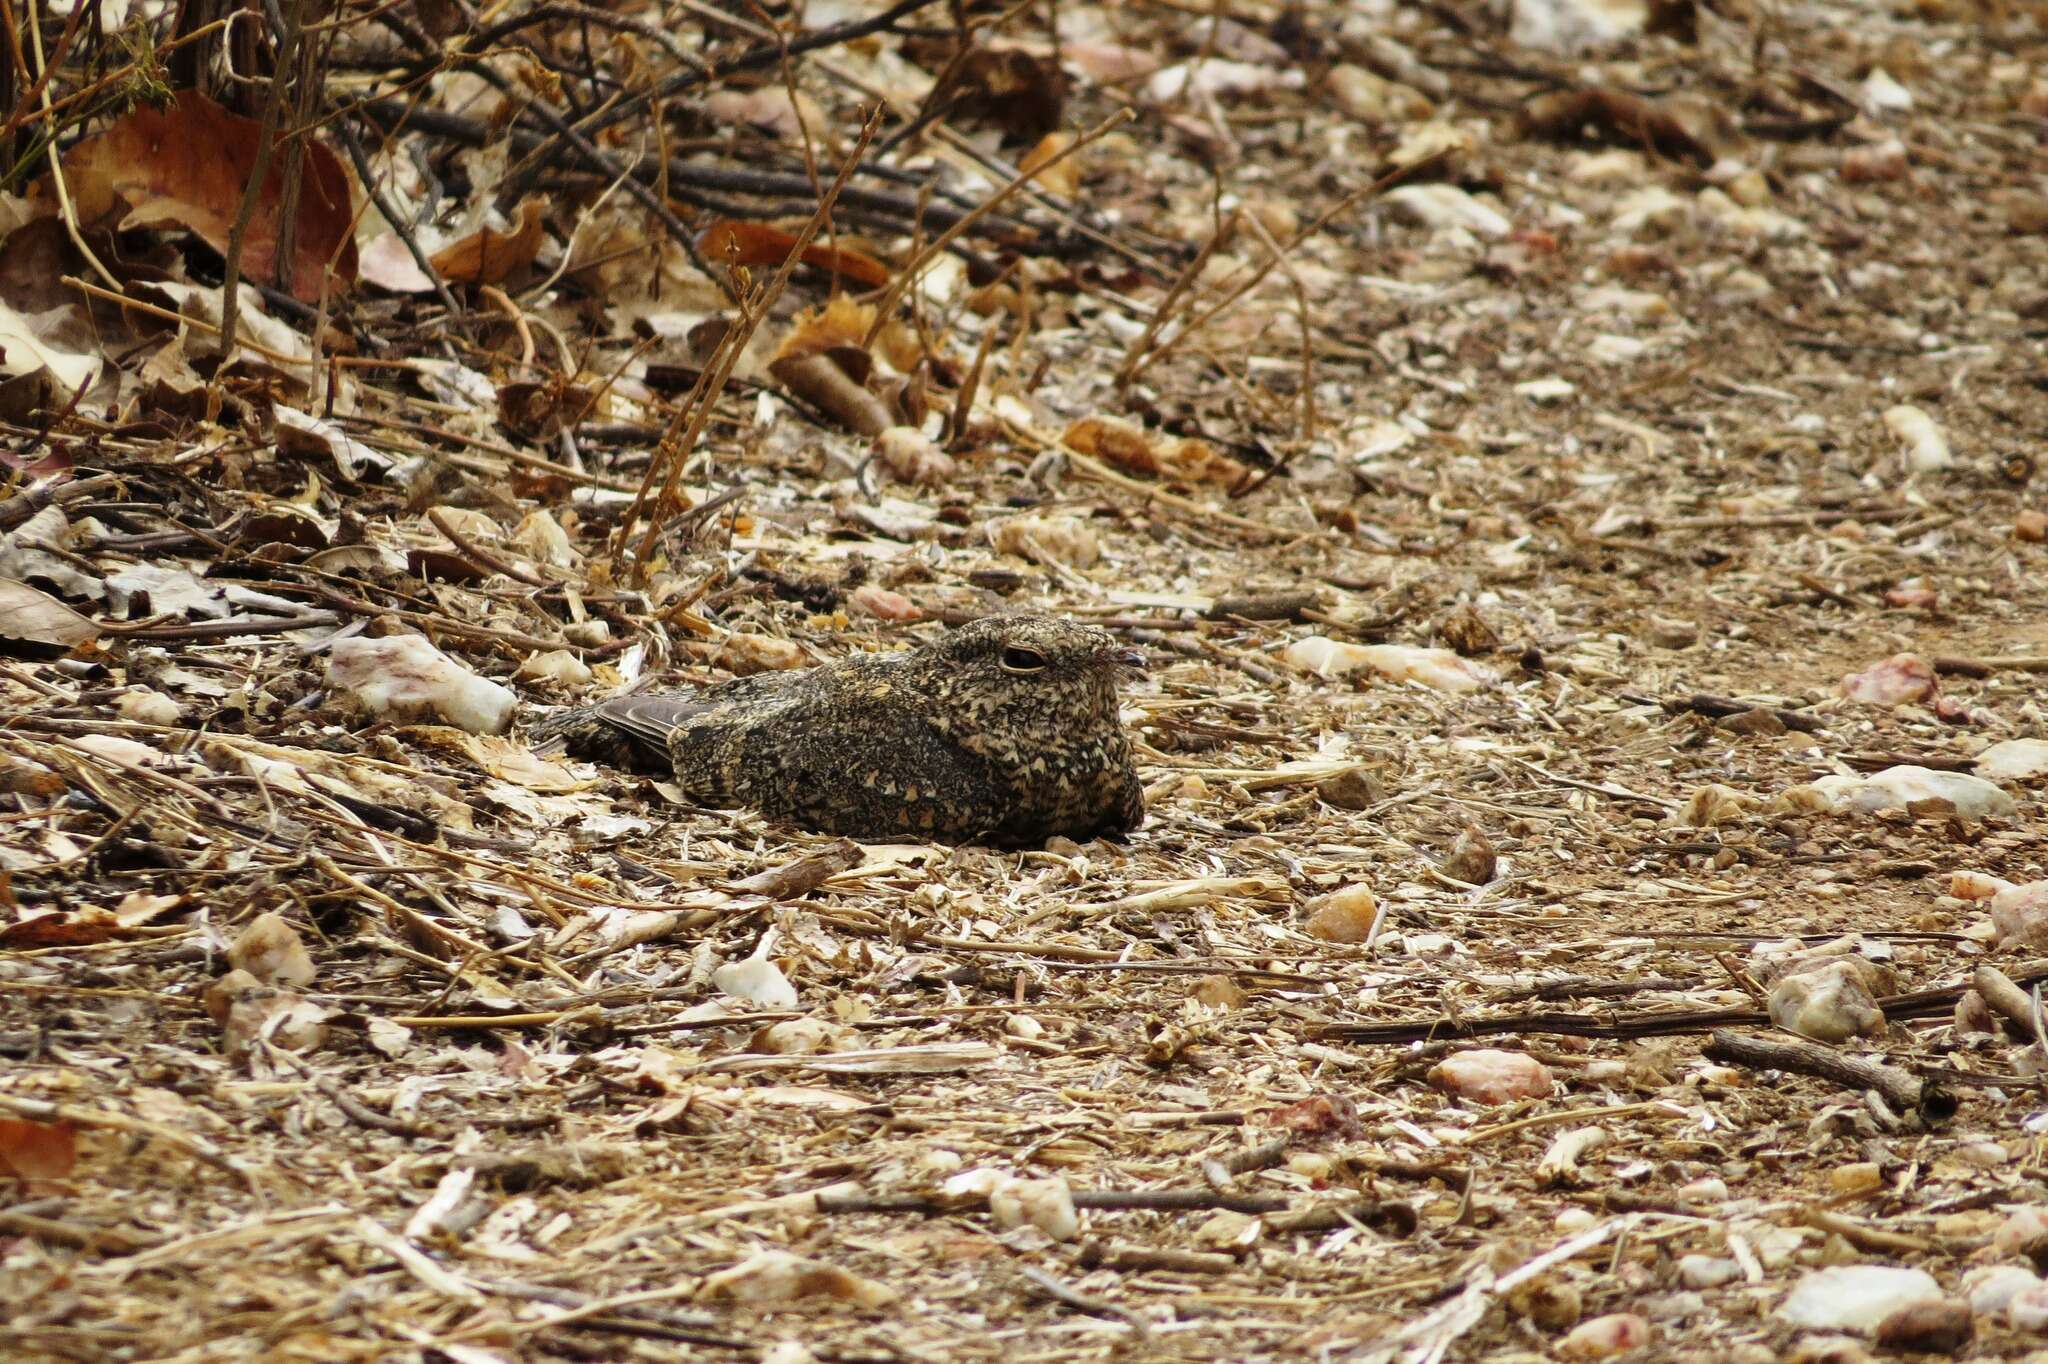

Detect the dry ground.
[{"left": 3, "top": 0, "right": 2048, "bottom": 1360}]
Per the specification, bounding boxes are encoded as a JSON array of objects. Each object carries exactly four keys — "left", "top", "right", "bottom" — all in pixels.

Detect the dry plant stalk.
[
  {"left": 218, "top": 0, "right": 311, "bottom": 360},
  {"left": 1111, "top": 203, "right": 1236, "bottom": 391},
  {"left": 22, "top": 0, "right": 119, "bottom": 289},
  {"left": 1240, "top": 211, "right": 1316, "bottom": 445},
  {"left": 1118, "top": 150, "right": 1448, "bottom": 387},
  {"left": 859, "top": 107, "right": 1135, "bottom": 350},
  {"left": 609, "top": 106, "right": 883, "bottom": 580}
]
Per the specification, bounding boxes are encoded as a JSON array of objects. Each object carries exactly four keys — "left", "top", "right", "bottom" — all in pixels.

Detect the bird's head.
[{"left": 918, "top": 615, "right": 1145, "bottom": 723}]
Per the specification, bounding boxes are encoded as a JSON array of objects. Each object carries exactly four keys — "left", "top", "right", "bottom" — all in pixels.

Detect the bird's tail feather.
[
  {"left": 593, "top": 695, "right": 706, "bottom": 748},
  {"left": 532, "top": 695, "right": 713, "bottom": 773}
]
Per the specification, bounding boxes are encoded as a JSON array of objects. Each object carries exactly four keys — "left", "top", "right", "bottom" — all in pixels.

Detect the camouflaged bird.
[{"left": 541, "top": 615, "right": 1146, "bottom": 846}]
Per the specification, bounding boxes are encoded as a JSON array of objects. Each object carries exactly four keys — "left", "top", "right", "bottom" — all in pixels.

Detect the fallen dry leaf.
[
  {"left": 0, "top": 575, "right": 100, "bottom": 647},
  {"left": 698, "top": 220, "right": 891, "bottom": 288},
  {"left": 432, "top": 196, "right": 548, "bottom": 286},
  {"left": 0, "top": 302, "right": 99, "bottom": 393},
  {"left": 0, "top": 1117, "right": 77, "bottom": 1180},
  {"left": 62, "top": 89, "right": 359, "bottom": 301}
]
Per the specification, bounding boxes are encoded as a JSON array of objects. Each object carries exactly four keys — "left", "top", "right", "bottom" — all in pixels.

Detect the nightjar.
[{"left": 541, "top": 615, "right": 1147, "bottom": 846}]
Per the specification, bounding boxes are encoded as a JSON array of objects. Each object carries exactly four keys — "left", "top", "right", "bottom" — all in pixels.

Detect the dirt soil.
[{"left": 3, "top": 0, "right": 2048, "bottom": 1360}]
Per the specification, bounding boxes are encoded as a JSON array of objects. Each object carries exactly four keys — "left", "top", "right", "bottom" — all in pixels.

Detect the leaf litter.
[{"left": 2, "top": 0, "right": 2048, "bottom": 1360}]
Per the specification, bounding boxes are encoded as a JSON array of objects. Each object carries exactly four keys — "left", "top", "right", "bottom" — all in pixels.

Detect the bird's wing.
[
  {"left": 591, "top": 694, "right": 717, "bottom": 748},
  {"left": 535, "top": 694, "right": 723, "bottom": 773}
]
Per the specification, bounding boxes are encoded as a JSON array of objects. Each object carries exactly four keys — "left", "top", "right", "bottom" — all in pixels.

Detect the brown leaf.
[
  {"left": 774, "top": 295, "right": 879, "bottom": 362},
  {"left": 1063, "top": 415, "right": 1249, "bottom": 487},
  {"left": 0, "top": 907, "right": 124, "bottom": 948},
  {"left": 0, "top": 1117, "right": 77, "bottom": 1180},
  {"left": 698, "top": 220, "right": 891, "bottom": 288},
  {"left": 923, "top": 45, "right": 1066, "bottom": 143},
  {"left": 432, "top": 197, "right": 547, "bottom": 286},
  {"left": 1514, "top": 88, "right": 1725, "bottom": 166},
  {"left": 498, "top": 379, "right": 595, "bottom": 440},
  {"left": 0, "top": 443, "right": 70, "bottom": 475},
  {"left": 0, "top": 576, "right": 100, "bottom": 648},
  {"left": 769, "top": 353, "right": 893, "bottom": 436},
  {"left": 1018, "top": 132, "right": 1081, "bottom": 196},
  {"left": 62, "top": 90, "right": 359, "bottom": 302}
]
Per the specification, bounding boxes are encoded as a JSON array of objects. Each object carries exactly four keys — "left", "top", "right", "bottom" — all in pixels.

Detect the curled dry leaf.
[
  {"left": 1063, "top": 415, "right": 1248, "bottom": 487},
  {"left": 871, "top": 426, "right": 956, "bottom": 487},
  {"left": 0, "top": 506, "right": 101, "bottom": 600},
  {"left": 770, "top": 296, "right": 903, "bottom": 435},
  {"left": 227, "top": 911, "right": 317, "bottom": 988},
  {"left": 777, "top": 295, "right": 877, "bottom": 360},
  {"left": 988, "top": 512, "right": 1101, "bottom": 569},
  {"left": 700, "top": 1250, "right": 897, "bottom": 1308},
  {"left": 274, "top": 406, "right": 393, "bottom": 482},
  {"left": 432, "top": 196, "right": 547, "bottom": 286},
  {"left": 1018, "top": 132, "right": 1081, "bottom": 196},
  {"left": 1515, "top": 87, "right": 1723, "bottom": 165},
  {"left": 0, "top": 576, "right": 99, "bottom": 648},
  {"left": 0, "top": 302, "right": 100, "bottom": 393},
  {"left": 697, "top": 221, "right": 891, "bottom": 288},
  {"left": 931, "top": 46, "right": 1066, "bottom": 141},
  {"left": 0, "top": 1117, "right": 77, "bottom": 1180},
  {"left": 0, "top": 906, "right": 125, "bottom": 947},
  {"left": 61, "top": 89, "right": 358, "bottom": 301}
]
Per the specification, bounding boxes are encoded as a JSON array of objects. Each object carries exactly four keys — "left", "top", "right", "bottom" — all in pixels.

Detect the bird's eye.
[{"left": 1000, "top": 646, "right": 1048, "bottom": 673}]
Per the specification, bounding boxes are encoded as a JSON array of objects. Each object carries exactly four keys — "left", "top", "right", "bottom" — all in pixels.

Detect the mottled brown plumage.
[{"left": 540, "top": 616, "right": 1146, "bottom": 846}]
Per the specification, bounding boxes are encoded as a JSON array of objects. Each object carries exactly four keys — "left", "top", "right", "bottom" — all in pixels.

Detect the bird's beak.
[{"left": 1107, "top": 646, "right": 1147, "bottom": 671}]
